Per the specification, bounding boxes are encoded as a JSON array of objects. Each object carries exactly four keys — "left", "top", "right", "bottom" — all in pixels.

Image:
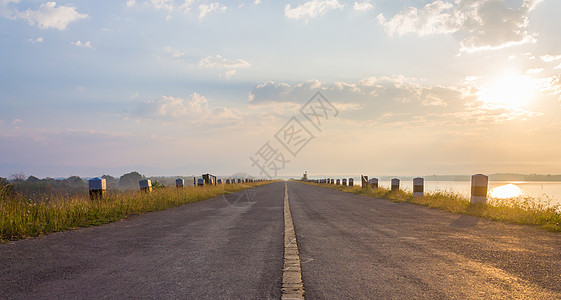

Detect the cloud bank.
[{"left": 377, "top": 0, "right": 544, "bottom": 53}]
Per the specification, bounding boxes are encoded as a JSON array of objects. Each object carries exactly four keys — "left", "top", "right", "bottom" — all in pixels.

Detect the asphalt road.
[
  {"left": 287, "top": 181, "right": 561, "bottom": 299},
  {"left": 0, "top": 182, "right": 285, "bottom": 299},
  {"left": 2, "top": 181, "right": 561, "bottom": 299}
]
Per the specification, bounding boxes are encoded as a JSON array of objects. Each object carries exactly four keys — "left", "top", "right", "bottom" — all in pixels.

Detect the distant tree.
[
  {"left": 26, "top": 175, "right": 41, "bottom": 184},
  {"left": 151, "top": 180, "right": 165, "bottom": 189},
  {"left": 9, "top": 172, "right": 26, "bottom": 183},
  {"left": 119, "top": 171, "right": 144, "bottom": 189},
  {"left": 65, "top": 176, "right": 86, "bottom": 187}
]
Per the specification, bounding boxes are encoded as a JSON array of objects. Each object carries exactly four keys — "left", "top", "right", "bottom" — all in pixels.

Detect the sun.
[{"left": 478, "top": 73, "right": 537, "bottom": 108}]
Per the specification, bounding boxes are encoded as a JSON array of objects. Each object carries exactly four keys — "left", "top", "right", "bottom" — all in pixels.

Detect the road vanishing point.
[{"left": 1, "top": 181, "right": 561, "bottom": 299}]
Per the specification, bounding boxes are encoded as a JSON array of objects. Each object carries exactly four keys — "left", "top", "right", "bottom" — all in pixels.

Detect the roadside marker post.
[
  {"left": 361, "top": 175, "right": 368, "bottom": 190},
  {"left": 471, "top": 174, "right": 488, "bottom": 204},
  {"left": 176, "top": 178, "right": 184, "bottom": 188},
  {"left": 88, "top": 177, "right": 106, "bottom": 200},
  {"left": 391, "top": 178, "right": 400, "bottom": 191},
  {"left": 413, "top": 177, "right": 424, "bottom": 197},
  {"left": 369, "top": 178, "right": 378, "bottom": 190},
  {"left": 139, "top": 179, "right": 152, "bottom": 192}
]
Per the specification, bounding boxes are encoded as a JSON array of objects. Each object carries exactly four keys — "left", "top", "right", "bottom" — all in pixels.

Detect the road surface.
[
  {"left": 0, "top": 183, "right": 284, "bottom": 299},
  {"left": 287, "top": 181, "right": 561, "bottom": 299},
  {"left": 1, "top": 181, "right": 560, "bottom": 299}
]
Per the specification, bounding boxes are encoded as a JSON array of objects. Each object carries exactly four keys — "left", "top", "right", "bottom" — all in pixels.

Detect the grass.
[
  {"left": 303, "top": 182, "right": 561, "bottom": 232},
  {"left": 0, "top": 181, "right": 273, "bottom": 242}
]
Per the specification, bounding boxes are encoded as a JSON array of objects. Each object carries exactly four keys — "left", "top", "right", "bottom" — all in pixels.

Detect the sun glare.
[
  {"left": 479, "top": 73, "right": 537, "bottom": 108},
  {"left": 489, "top": 184, "right": 523, "bottom": 199}
]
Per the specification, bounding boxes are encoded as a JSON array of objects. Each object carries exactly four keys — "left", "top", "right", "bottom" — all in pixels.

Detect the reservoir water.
[{"left": 354, "top": 180, "right": 561, "bottom": 207}]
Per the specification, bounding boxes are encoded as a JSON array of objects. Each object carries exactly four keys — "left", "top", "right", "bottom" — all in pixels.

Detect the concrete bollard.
[
  {"left": 336, "top": 179, "right": 340, "bottom": 185},
  {"left": 413, "top": 177, "right": 424, "bottom": 197},
  {"left": 348, "top": 178, "right": 354, "bottom": 187},
  {"left": 139, "top": 179, "right": 152, "bottom": 192},
  {"left": 89, "top": 177, "right": 106, "bottom": 200},
  {"left": 237, "top": 179, "right": 242, "bottom": 184},
  {"left": 342, "top": 178, "right": 347, "bottom": 186},
  {"left": 217, "top": 179, "right": 223, "bottom": 184},
  {"left": 361, "top": 175, "right": 368, "bottom": 190},
  {"left": 369, "top": 178, "right": 378, "bottom": 189},
  {"left": 471, "top": 174, "right": 488, "bottom": 204},
  {"left": 331, "top": 179, "right": 334, "bottom": 184},
  {"left": 176, "top": 178, "right": 184, "bottom": 188},
  {"left": 226, "top": 179, "right": 231, "bottom": 184},
  {"left": 197, "top": 178, "right": 205, "bottom": 186},
  {"left": 391, "top": 178, "right": 400, "bottom": 191}
]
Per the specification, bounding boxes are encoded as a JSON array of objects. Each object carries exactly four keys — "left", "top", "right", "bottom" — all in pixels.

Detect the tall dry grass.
[
  {"left": 1, "top": 181, "right": 271, "bottom": 242},
  {"left": 306, "top": 182, "right": 561, "bottom": 232}
]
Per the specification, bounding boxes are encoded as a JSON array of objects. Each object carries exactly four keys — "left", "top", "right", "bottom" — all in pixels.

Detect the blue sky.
[{"left": 1, "top": 0, "right": 561, "bottom": 178}]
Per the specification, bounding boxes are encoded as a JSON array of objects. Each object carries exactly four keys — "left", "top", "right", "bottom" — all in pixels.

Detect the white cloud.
[
  {"left": 126, "top": 0, "right": 136, "bottom": 8},
  {"left": 377, "top": 0, "right": 544, "bottom": 53},
  {"left": 145, "top": 0, "right": 195, "bottom": 13},
  {"left": 221, "top": 69, "right": 237, "bottom": 80},
  {"left": 72, "top": 40, "right": 92, "bottom": 48},
  {"left": 248, "top": 76, "right": 543, "bottom": 126},
  {"left": 198, "top": 2, "right": 226, "bottom": 21},
  {"left": 28, "top": 37, "right": 43, "bottom": 43},
  {"left": 150, "top": 0, "right": 174, "bottom": 12},
  {"left": 526, "top": 68, "right": 543, "bottom": 74},
  {"left": 198, "top": 54, "right": 250, "bottom": 69},
  {"left": 285, "top": 0, "right": 343, "bottom": 22},
  {"left": 165, "top": 46, "right": 185, "bottom": 58},
  {"left": 254, "top": 0, "right": 261, "bottom": 4},
  {"left": 139, "top": 93, "right": 209, "bottom": 117},
  {"left": 134, "top": 93, "right": 242, "bottom": 125},
  {"left": 177, "top": 0, "right": 195, "bottom": 13},
  {"left": 540, "top": 55, "right": 561, "bottom": 62},
  {"left": 353, "top": 1, "right": 373, "bottom": 12},
  {"left": 15, "top": 2, "right": 88, "bottom": 30},
  {"left": 0, "top": 0, "right": 18, "bottom": 17},
  {"left": 376, "top": 1, "right": 456, "bottom": 36}
]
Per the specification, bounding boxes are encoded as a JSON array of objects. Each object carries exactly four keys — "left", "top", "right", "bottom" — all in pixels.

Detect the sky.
[{"left": 1, "top": 0, "right": 561, "bottom": 179}]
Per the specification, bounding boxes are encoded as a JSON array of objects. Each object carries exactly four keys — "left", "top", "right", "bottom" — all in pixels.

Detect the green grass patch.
[
  {"left": 1, "top": 181, "right": 273, "bottom": 242},
  {"left": 303, "top": 182, "right": 561, "bottom": 232}
]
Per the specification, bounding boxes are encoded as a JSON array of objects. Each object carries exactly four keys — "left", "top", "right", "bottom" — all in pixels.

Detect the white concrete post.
[
  {"left": 336, "top": 179, "right": 340, "bottom": 185},
  {"left": 139, "top": 179, "right": 152, "bottom": 192},
  {"left": 89, "top": 177, "right": 106, "bottom": 200},
  {"left": 471, "top": 174, "right": 488, "bottom": 204},
  {"left": 369, "top": 178, "right": 378, "bottom": 189},
  {"left": 342, "top": 178, "right": 347, "bottom": 186},
  {"left": 413, "top": 177, "right": 424, "bottom": 197},
  {"left": 391, "top": 178, "right": 400, "bottom": 191},
  {"left": 176, "top": 178, "right": 184, "bottom": 188},
  {"left": 348, "top": 178, "right": 354, "bottom": 187},
  {"left": 197, "top": 178, "right": 205, "bottom": 186}
]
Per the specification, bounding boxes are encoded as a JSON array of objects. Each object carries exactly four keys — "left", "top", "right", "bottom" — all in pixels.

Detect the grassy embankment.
[
  {"left": 1, "top": 181, "right": 272, "bottom": 242},
  {"left": 305, "top": 182, "right": 561, "bottom": 232}
]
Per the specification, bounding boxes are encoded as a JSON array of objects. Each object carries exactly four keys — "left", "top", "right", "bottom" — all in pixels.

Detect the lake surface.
[{"left": 352, "top": 180, "right": 561, "bottom": 207}]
